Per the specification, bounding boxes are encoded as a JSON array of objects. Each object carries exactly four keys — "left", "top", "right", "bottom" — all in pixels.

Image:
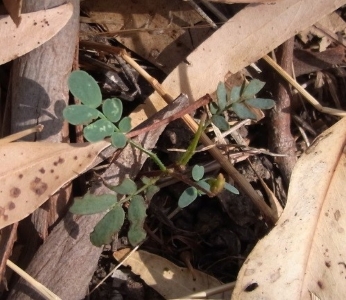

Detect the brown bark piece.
[
  {"left": 269, "top": 38, "right": 297, "bottom": 187},
  {"left": 9, "top": 0, "right": 79, "bottom": 240},
  {"left": 0, "top": 223, "right": 18, "bottom": 288},
  {"left": 9, "top": 95, "right": 189, "bottom": 300}
]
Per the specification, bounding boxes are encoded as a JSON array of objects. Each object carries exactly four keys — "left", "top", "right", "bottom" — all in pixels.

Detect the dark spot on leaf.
[
  {"left": 30, "top": 177, "right": 48, "bottom": 196},
  {"left": 244, "top": 282, "right": 258, "bottom": 292},
  {"left": 10, "top": 187, "right": 21, "bottom": 198},
  {"left": 8, "top": 202, "right": 15, "bottom": 210},
  {"left": 325, "top": 261, "right": 331, "bottom": 268},
  {"left": 18, "top": 174, "right": 23, "bottom": 179},
  {"left": 317, "top": 281, "right": 323, "bottom": 289},
  {"left": 53, "top": 157, "right": 65, "bottom": 166},
  {"left": 39, "top": 168, "right": 45, "bottom": 174}
]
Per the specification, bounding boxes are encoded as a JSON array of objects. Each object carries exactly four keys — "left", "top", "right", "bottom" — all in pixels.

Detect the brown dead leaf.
[
  {"left": 232, "top": 117, "right": 346, "bottom": 299},
  {"left": 0, "top": 141, "right": 110, "bottom": 229},
  {"left": 0, "top": 3, "right": 73, "bottom": 65},
  {"left": 114, "top": 249, "right": 228, "bottom": 299},
  {"left": 3, "top": 0, "right": 22, "bottom": 26}
]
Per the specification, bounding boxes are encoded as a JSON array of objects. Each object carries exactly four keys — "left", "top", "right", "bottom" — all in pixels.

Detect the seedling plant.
[{"left": 64, "top": 70, "right": 273, "bottom": 247}]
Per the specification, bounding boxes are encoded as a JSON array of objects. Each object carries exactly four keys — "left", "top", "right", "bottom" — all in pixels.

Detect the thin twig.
[
  {"left": 263, "top": 55, "right": 346, "bottom": 117},
  {"left": 268, "top": 38, "right": 297, "bottom": 186},
  {"left": 127, "top": 94, "right": 212, "bottom": 138},
  {"left": 6, "top": 260, "right": 61, "bottom": 300},
  {"left": 0, "top": 125, "right": 43, "bottom": 145},
  {"left": 185, "top": 0, "right": 218, "bottom": 29}
]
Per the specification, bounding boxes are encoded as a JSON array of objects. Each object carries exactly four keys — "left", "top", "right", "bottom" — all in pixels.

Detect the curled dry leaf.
[
  {"left": 0, "top": 3, "right": 73, "bottom": 65},
  {"left": 114, "top": 249, "right": 230, "bottom": 299},
  {"left": 0, "top": 141, "right": 110, "bottom": 229},
  {"left": 232, "top": 117, "right": 346, "bottom": 300}
]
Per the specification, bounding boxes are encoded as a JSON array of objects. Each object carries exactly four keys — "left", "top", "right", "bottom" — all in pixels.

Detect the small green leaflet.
[
  {"left": 128, "top": 195, "right": 147, "bottom": 246},
  {"left": 69, "top": 193, "right": 116, "bottom": 215},
  {"left": 90, "top": 206, "right": 125, "bottom": 247},
  {"left": 68, "top": 71, "right": 102, "bottom": 108}
]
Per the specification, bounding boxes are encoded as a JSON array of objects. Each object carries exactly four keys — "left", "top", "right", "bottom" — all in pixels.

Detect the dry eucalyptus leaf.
[
  {"left": 130, "top": 0, "right": 346, "bottom": 127},
  {"left": 0, "top": 2, "right": 73, "bottom": 65},
  {"left": 114, "top": 249, "right": 228, "bottom": 299},
  {"left": 3, "top": 0, "right": 22, "bottom": 26},
  {"left": 232, "top": 117, "right": 346, "bottom": 300},
  {"left": 0, "top": 141, "right": 110, "bottom": 229}
]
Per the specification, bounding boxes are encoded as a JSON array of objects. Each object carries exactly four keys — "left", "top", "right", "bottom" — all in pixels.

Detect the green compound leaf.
[
  {"left": 145, "top": 185, "right": 160, "bottom": 201},
  {"left": 178, "top": 186, "right": 198, "bottom": 208},
  {"left": 245, "top": 98, "right": 275, "bottom": 110},
  {"left": 128, "top": 195, "right": 147, "bottom": 246},
  {"left": 90, "top": 206, "right": 125, "bottom": 247},
  {"left": 69, "top": 193, "right": 116, "bottom": 215},
  {"left": 63, "top": 105, "right": 99, "bottom": 125},
  {"left": 68, "top": 71, "right": 102, "bottom": 108},
  {"left": 211, "top": 115, "right": 229, "bottom": 131},
  {"left": 209, "top": 102, "right": 219, "bottom": 115},
  {"left": 84, "top": 119, "right": 114, "bottom": 142},
  {"left": 102, "top": 98, "right": 123, "bottom": 123},
  {"left": 192, "top": 165, "right": 204, "bottom": 181},
  {"left": 118, "top": 117, "right": 132, "bottom": 133},
  {"left": 216, "top": 82, "right": 227, "bottom": 111},
  {"left": 111, "top": 178, "right": 137, "bottom": 195},
  {"left": 111, "top": 132, "right": 127, "bottom": 148},
  {"left": 242, "top": 79, "right": 265, "bottom": 99},
  {"left": 230, "top": 86, "right": 242, "bottom": 104},
  {"left": 224, "top": 182, "right": 239, "bottom": 194},
  {"left": 232, "top": 102, "right": 257, "bottom": 120}
]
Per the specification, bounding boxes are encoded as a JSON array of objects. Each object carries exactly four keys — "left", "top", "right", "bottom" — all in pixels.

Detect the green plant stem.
[
  {"left": 128, "top": 140, "right": 167, "bottom": 172},
  {"left": 118, "top": 176, "right": 160, "bottom": 206},
  {"left": 178, "top": 114, "right": 206, "bottom": 166}
]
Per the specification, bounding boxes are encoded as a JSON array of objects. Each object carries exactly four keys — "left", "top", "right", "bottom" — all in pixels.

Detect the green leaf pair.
[
  {"left": 63, "top": 71, "right": 132, "bottom": 148},
  {"left": 178, "top": 165, "right": 239, "bottom": 209},
  {"left": 178, "top": 165, "right": 211, "bottom": 208}
]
